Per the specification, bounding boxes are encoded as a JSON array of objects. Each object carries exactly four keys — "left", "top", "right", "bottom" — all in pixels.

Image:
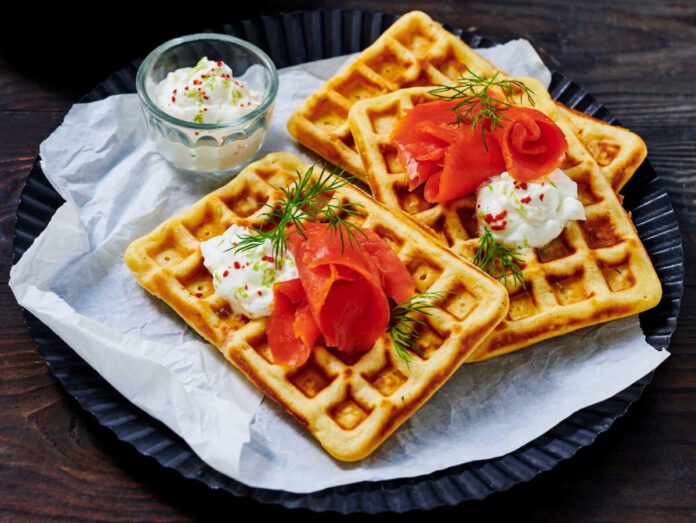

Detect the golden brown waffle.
[
  {"left": 348, "top": 78, "right": 662, "bottom": 362},
  {"left": 561, "top": 105, "right": 647, "bottom": 191},
  {"left": 124, "top": 152, "right": 509, "bottom": 461},
  {"left": 287, "top": 10, "right": 646, "bottom": 192}
]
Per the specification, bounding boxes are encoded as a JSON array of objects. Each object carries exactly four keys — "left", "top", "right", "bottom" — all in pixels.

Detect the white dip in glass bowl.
[{"left": 136, "top": 33, "right": 278, "bottom": 177}]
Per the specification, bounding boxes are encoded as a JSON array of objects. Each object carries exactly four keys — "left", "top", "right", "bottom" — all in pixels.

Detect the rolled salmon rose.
[
  {"left": 391, "top": 99, "right": 568, "bottom": 202},
  {"left": 267, "top": 223, "right": 416, "bottom": 366},
  {"left": 493, "top": 106, "right": 568, "bottom": 182},
  {"left": 392, "top": 100, "right": 507, "bottom": 202}
]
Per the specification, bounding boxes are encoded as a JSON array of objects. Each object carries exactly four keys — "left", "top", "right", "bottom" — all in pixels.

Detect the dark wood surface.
[{"left": 2, "top": 2, "right": 695, "bottom": 521}]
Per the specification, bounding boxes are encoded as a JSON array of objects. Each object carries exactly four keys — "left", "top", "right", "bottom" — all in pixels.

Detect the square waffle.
[
  {"left": 287, "top": 10, "right": 646, "bottom": 192},
  {"left": 124, "top": 152, "right": 509, "bottom": 460},
  {"left": 347, "top": 78, "right": 662, "bottom": 362}
]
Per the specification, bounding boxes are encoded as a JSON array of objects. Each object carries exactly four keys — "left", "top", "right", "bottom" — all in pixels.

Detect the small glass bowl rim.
[{"left": 135, "top": 33, "right": 279, "bottom": 131}]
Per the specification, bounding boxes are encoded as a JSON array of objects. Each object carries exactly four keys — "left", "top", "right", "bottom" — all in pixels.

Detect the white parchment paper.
[{"left": 9, "top": 40, "right": 668, "bottom": 493}]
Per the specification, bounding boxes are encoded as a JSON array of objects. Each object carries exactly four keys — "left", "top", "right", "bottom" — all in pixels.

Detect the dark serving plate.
[{"left": 11, "top": 9, "right": 683, "bottom": 514}]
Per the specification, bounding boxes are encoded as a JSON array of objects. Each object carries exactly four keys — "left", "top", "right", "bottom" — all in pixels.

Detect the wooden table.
[{"left": 2, "top": 2, "right": 694, "bottom": 520}]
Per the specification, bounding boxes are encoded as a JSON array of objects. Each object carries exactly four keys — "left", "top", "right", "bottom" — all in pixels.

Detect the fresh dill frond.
[
  {"left": 389, "top": 291, "right": 448, "bottom": 364},
  {"left": 473, "top": 228, "right": 525, "bottom": 289},
  {"left": 428, "top": 67, "right": 536, "bottom": 149},
  {"left": 228, "top": 163, "right": 366, "bottom": 266}
]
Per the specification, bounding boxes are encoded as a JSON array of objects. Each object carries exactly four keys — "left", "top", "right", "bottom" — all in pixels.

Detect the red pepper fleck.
[
  {"left": 257, "top": 290, "right": 263, "bottom": 296},
  {"left": 261, "top": 255, "right": 275, "bottom": 263},
  {"left": 216, "top": 60, "right": 223, "bottom": 66},
  {"left": 234, "top": 261, "right": 241, "bottom": 269},
  {"left": 195, "top": 292, "right": 203, "bottom": 298},
  {"left": 477, "top": 204, "right": 481, "bottom": 209},
  {"left": 244, "top": 284, "right": 248, "bottom": 290},
  {"left": 485, "top": 211, "right": 508, "bottom": 223},
  {"left": 184, "top": 86, "right": 189, "bottom": 91},
  {"left": 204, "top": 95, "right": 210, "bottom": 100},
  {"left": 540, "top": 194, "right": 545, "bottom": 201},
  {"left": 203, "top": 108, "right": 208, "bottom": 111},
  {"left": 171, "top": 96, "right": 176, "bottom": 103},
  {"left": 194, "top": 131, "right": 199, "bottom": 136},
  {"left": 173, "top": 88, "right": 177, "bottom": 94},
  {"left": 240, "top": 314, "right": 250, "bottom": 324},
  {"left": 223, "top": 270, "right": 229, "bottom": 277},
  {"left": 491, "top": 221, "right": 508, "bottom": 231},
  {"left": 520, "top": 196, "right": 532, "bottom": 204},
  {"left": 514, "top": 181, "right": 528, "bottom": 190}
]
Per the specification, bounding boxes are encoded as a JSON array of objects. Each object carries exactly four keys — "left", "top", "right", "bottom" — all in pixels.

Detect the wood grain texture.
[{"left": 1, "top": 2, "right": 695, "bottom": 521}]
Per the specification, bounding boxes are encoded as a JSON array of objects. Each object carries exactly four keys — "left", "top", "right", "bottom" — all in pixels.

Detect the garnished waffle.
[
  {"left": 347, "top": 79, "right": 662, "bottom": 362},
  {"left": 124, "top": 152, "right": 509, "bottom": 460},
  {"left": 287, "top": 10, "right": 646, "bottom": 191}
]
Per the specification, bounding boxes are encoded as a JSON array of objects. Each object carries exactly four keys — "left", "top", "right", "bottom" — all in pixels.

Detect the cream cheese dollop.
[
  {"left": 154, "top": 57, "right": 261, "bottom": 124},
  {"left": 200, "top": 225, "right": 298, "bottom": 319},
  {"left": 476, "top": 169, "right": 585, "bottom": 249}
]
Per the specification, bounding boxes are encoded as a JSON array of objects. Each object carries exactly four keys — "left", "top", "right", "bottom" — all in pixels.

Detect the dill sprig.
[
  {"left": 229, "top": 163, "right": 366, "bottom": 266},
  {"left": 389, "top": 291, "right": 448, "bottom": 364},
  {"left": 428, "top": 67, "right": 535, "bottom": 149},
  {"left": 473, "top": 228, "right": 526, "bottom": 289}
]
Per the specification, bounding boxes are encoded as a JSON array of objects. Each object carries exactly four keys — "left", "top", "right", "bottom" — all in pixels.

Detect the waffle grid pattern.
[
  {"left": 125, "top": 152, "right": 509, "bottom": 460},
  {"left": 287, "top": 10, "right": 646, "bottom": 192},
  {"left": 348, "top": 81, "right": 662, "bottom": 362}
]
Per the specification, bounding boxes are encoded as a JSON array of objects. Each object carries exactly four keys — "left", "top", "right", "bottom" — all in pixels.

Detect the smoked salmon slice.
[
  {"left": 424, "top": 125, "right": 506, "bottom": 203},
  {"left": 267, "top": 223, "right": 416, "bottom": 366},
  {"left": 391, "top": 100, "right": 568, "bottom": 202},
  {"left": 267, "top": 279, "right": 320, "bottom": 367},
  {"left": 359, "top": 229, "right": 415, "bottom": 305},
  {"left": 391, "top": 100, "right": 460, "bottom": 190}
]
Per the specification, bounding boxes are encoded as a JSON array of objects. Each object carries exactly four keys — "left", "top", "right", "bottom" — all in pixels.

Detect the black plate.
[{"left": 12, "top": 9, "right": 684, "bottom": 514}]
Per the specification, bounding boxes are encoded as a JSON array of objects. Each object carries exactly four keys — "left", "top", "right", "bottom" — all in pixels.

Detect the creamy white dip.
[
  {"left": 200, "top": 225, "right": 298, "bottom": 318},
  {"left": 476, "top": 169, "right": 585, "bottom": 248},
  {"left": 154, "top": 57, "right": 260, "bottom": 124}
]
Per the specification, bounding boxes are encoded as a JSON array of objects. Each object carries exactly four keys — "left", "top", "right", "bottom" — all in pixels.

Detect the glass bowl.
[{"left": 136, "top": 33, "right": 278, "bottom": 177}]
